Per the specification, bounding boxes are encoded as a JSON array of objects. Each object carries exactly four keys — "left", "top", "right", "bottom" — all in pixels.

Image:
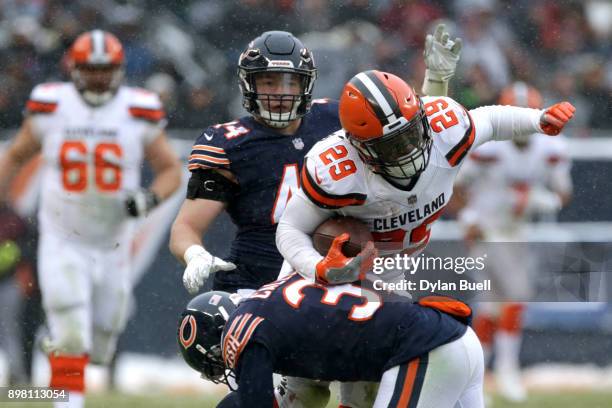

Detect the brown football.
[{"left": 312, "top": 217, "right": 373, "bottom": 257}]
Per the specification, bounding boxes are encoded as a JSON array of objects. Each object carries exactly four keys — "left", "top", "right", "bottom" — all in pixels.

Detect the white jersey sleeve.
[
  {"left": 469, "top": 104, "right": 543, "bottom": 148},
  {"left": 25, "top": 82, "right": 63, "bottom": 140},
  {"left": 276, "top": 132, "right": 367, "bottom": 281},
  {"left": 423, "top": 96, "right": 476, "bottom": 167},
  {"left": 276, "top": 190, "right": 329, "bottom": 282},
  {"left": 126, "top": 88, "right": 167, "bottom": 144}
]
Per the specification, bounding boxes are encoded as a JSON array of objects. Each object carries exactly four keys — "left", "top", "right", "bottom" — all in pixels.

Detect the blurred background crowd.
[{"left": 0, "top": 0, "right": 610, "bottom": 135}]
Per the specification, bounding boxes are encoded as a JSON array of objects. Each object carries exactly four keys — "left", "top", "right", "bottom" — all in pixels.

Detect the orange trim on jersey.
[
  {"left": 470, "top": 152, "right": 498, "bottom": 164},
  {"left": 49, "top": 353, "right": 89, "bottom": 392},
  {"left": 418, "top": 295, "right": 472, "bottom": 319},
  {"left": 189, "top": 154, "right": 230, "bottom": 165},
  {"left": 222, "top": 314, "right": 264, "bottom": 369},
  {"left": 26, "top": 100, "right": 58, "bottom": 114},
  {"left": 192, "top": 144, "right": 226, "bottom": 154},
  {"left": 301, "top": 163, "right": 366, "bottom": 209},
  {"left": 397, "top": 358, "right": 420, "bottom": 407},
  {"left": 446, "top": 110, "right": 476, "bottom": 167},
  {"left": 128, "top": 106, "right": 165, "bottom": 122}
]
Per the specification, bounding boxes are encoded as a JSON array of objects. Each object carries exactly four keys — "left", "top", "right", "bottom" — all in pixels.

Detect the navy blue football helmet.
[
  {"left": 177, "top": 291, "right": 240, "bottom": 386},
  {"left": 238, "top": 31, "right": 317, "bottom": 128}
]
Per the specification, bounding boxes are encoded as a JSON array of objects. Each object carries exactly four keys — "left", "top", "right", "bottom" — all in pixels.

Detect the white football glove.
[
  {"left": 182, "top": 245, "right": 236, "bottom": 294},
  {"left": 525, "top": 188, "right": 562, "bottom": 215},
  {"left": 422, "top": 23, "right": 462, "bottom": 96}
]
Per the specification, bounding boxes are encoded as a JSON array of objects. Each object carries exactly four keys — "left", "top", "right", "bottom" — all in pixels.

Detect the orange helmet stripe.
[{"left": 69, "top": 30, "right": 124, "bottom": 66}]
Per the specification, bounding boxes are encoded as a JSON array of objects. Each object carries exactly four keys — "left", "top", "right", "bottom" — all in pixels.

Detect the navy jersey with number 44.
[
  {"left": 188, "top": 100, "right": 340, "bottom": 291},
  {"left": 221, "top": 273, "right": 467, "bottom": 383}
]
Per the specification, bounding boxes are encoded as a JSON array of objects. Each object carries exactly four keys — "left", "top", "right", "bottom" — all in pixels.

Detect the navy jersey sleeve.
[
  {"left": 188, "top": 126, "right": 232, "bottom": 172},
  {"left": 235, "top": 343, "right": 275, "bottom": 407}
]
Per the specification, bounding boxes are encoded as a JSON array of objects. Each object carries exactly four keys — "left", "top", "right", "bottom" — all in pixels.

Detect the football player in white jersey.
[
  {"left": 454, "top": 82, "right": 572, "bottom": 402},
  {"left": 276, "top": 70, "right": 575, "bottom": 286},
  {"left": 275, "top": 70, "right": 574, "bottom": 407},
  {"left": 0, "top": 30, "right": 181, "bottom": 408}
]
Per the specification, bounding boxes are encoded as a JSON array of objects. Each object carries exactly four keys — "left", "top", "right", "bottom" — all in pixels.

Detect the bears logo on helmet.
[{"left": 177, "top": 291, "right": 239, "bottom": 387}]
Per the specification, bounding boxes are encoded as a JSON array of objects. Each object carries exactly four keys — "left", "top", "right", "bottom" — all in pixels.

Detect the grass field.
[{"left": 8, "top": 391, "right": 612, "bottom": 408}]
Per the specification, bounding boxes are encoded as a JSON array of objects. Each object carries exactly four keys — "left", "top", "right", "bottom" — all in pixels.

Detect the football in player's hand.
[{"left": 312, "top": 217, "right": 373, "bottom": 257}]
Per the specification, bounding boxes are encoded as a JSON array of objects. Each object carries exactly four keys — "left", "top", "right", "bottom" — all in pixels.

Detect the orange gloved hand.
[
  {"left": 540, "top": 102, "right": 576, "bottom": 136},
  {"left": 315, "top": 233, "right": 378, "bottom": 284}
]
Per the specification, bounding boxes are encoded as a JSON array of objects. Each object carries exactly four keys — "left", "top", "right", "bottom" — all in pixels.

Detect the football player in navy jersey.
[
  {"left": 178, "top": 275, "right": 485, "bottom": 407},
  {"left": 170, "top": 26, "right": 462, "bottom": 296}
]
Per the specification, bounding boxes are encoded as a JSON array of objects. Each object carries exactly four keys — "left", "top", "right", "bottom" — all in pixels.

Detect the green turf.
[
  {"left": 7, "top": 391, "right": 612, "bottom": 407},
  {"left": 490, "top": 391, "right": 612, "bottom": 408}
]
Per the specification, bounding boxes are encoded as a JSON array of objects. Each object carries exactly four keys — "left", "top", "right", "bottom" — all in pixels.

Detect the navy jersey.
[
  {"left": 188, "top": 101, "right": 340, "bottom": 291},
  {"left": 221, "top": 273, "right": 467, "bottom": 383}
]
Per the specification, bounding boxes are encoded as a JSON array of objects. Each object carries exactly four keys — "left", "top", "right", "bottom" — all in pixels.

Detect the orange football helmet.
[
  {"left": 499, "top": 82, "right": 543, "bottom": 145},
  {"left": 498, "top": 82, "right": 543, "bottom": 109},
  {"left": 67, "top": 30, "right": 125, "bottom": 106},
  {"left": 339, "top": 70, "right": 432, "bottom": 181}
]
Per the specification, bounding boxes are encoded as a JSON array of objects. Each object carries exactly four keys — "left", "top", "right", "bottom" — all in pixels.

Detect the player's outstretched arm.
[
  {"left": 0, "top": 118, "right": 41, "bottom": 205},
  {"left": 469, "top": 102, "right": 576, "bottom": 148},
  {"left": 422, "top": 23, "right": 462, "bottom": 97}
]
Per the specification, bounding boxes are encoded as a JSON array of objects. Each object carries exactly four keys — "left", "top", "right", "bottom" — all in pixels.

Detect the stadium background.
[{"left": 0, "top": 0, "right": 611, "bottom": 406}]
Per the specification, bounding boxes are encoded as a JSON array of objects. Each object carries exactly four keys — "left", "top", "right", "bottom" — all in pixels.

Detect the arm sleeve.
[
  {"left": 235, "top": 343, "right": 275, "bottom": 407},
  {"left": 470, "top": 105, "right": 543, "bottom": 148},
  {"left": 276, "top": 191, "right": 331, "bottom": 281},
  {"left": 186, "top": 169, "right": 238, "bottom": 202}
]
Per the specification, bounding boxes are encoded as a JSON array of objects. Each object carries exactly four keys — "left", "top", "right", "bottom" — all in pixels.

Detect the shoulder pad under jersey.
[
  {"left": 187, "top": 124, "right": 235, "bottom": 172},
  {"left": 127, "top": 87, "right": 166, "bottom": 124},
  {"left": 423, "top": 96, "right": 475, "bottom": 167},
  {"left": 301, "top": 131, "right": 367, "bottom": 209},
  {"left": 25, "top": 82, "right": 64, "bottom": 114}
]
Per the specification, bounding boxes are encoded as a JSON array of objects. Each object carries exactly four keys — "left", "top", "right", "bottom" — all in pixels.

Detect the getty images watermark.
[{"left": 370, "top": 253, "right": 490, "bottom": 293}]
